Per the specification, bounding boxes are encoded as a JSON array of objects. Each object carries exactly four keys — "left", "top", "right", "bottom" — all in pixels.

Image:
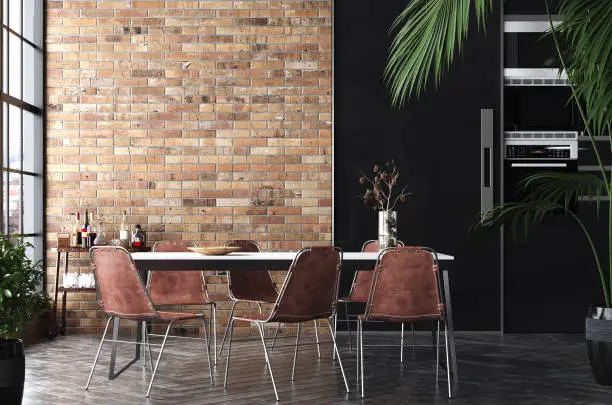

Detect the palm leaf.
[
  {"left": 385, "top": 0, "right": 493, "bottom": 107},
  {"left": 519, "top": 172, "right": 606, "bottom": 213},
  {"left": 555, "top": 0, "right": 612, "bottom": 135}
]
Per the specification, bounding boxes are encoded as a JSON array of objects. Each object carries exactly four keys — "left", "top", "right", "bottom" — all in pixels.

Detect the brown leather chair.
[
  {"left": 85, "top": 246, "right": 214, "bottom": 398},
  {"left": 219, "top": 240, "right": 323, "bottom": 357},
  {"left": 356, "top": 246, "right": 456, "bottom": 398},
  {"left": 336, "top": 240, "right": 412, "bottom": 359},
  {"left": 223, "top": 247, "right": 350, "bottom": 401},
  {"left": 218, "top": 240, "right": 276, "bottom": 355},
  {"left": 147, "top": 240, "right": 222, "bottom": 365}
]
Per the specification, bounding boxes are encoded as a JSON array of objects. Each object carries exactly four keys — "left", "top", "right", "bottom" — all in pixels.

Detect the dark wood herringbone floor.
[{"left": 23, "top": 329, "right": 612, "bottom": 404}]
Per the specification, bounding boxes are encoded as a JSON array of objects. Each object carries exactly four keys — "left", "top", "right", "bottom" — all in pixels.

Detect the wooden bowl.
[{"left": 188, "top": 246, "right": 242, "bottom": 256}]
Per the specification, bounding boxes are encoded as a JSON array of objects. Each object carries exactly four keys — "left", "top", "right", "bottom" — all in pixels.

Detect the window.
[{"left": 1, "top": 1, "right": 44, "bottom": 262}]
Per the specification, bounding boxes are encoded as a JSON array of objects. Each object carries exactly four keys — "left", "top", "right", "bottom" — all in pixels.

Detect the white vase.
[{"left": 378, "top": 210, "right": 398, "bottom": 250}]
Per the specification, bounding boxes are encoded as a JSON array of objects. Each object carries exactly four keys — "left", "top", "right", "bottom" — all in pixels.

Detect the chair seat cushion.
[
  {"left": 206, "top": 292, "right": 230, "bottom": 302},
  {"left": 231, "top": 290, "right": 278, "bottom": 304},
  {"left": 157, "top": 311, "right": 206, "bottom": 321}
]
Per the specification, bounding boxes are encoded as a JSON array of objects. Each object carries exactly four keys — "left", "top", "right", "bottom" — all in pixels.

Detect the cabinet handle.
[{"left": 481, "top": 109, "right": 494, "bottom": 211}]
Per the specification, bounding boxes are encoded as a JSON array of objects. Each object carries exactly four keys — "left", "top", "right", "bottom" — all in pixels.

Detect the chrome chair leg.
[
  {"left": 291, "top": 323, "right": 301, "bottom": 381},
  {"left": 356, "top": 319, "right": 360, "bottom": 384},
  {"left": 344, "top": 301, "right": 352, "bottom": 351},
  {"left": 444, "top": 321, "right": 452, "bottom": 398},
  {"left": 257, "top": 302, "right": 263, "bottom": 313},
  {"left": 202, "top": 317, "right": 214, "bottom": 386},
  {"left": 84, "top": 317, "right": 112, "bottom": 390},
  {"left": 400, "top": 323, "right": 404, "bottom": 363},
  {"left": 327, "top": 318, "right": 350, "bottom": 393},
  {"left": 359, "top": 318, "right": 365, "bottom": 398},
  {"left": 314, "top": 319, "right": 321, "bottom": 358},
  {"left": 223, "top": 318, "right": 235, "bottom": 388},
  {"left": 146, "top": 320, "right": 174, "bottom": 398},
  {"left": 436, "top": 320, "right": 441, "bottom": 383},
  {"left": 271, "top": 322, "right": 281, "bottom": 350},
  {"left": 257, "top": 322, "right": 279, "bottom": 401},
  {"left": 219, "top": 300, "right": 238, "bottom": 356},
  {"left": 144, "top": 322, "right": 153, "bottom": 372},
  {"left": 332, "top": 312, "right": 337, "bottom": 360},
  {"left": 212, "top": 304, "right": 217, "bottom": 366}
]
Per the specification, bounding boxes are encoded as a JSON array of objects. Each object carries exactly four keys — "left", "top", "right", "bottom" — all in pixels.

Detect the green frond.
[
  {"left": 519, "top": 172, "right": 606, "bottom": 213},
  {"left": 385, "top": 0, "right": 493, "bottom": 107},
  {"left": 556, "top": 0, "right": 612, "bottom": 135}
]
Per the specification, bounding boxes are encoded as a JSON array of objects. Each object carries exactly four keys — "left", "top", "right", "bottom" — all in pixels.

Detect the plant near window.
[
  {"left": 384, "top": 0, "right": 612, "bottom": 384},
  {"left": 0, "top": 235, "right": 49, "bottom": 338},
  {"left": 0, "top": 235, "right": 49, "bottom": 404}
]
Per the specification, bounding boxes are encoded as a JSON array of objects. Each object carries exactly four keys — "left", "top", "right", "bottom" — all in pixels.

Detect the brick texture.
[{"left": 45, "top": 0, "right": 333, "bottom": 335}]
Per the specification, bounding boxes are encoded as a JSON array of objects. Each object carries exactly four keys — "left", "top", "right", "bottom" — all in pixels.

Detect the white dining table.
[
  {"left": 130, "top": 250, "right": 455, "bottom": 271},
  {"left": 109, "top": 250, "right": 458, "bottom": 393}
]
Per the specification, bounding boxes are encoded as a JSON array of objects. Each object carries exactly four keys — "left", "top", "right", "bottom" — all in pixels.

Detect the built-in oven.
[{"left": 504, "top": 131, "right": 579, "bottom": 203}]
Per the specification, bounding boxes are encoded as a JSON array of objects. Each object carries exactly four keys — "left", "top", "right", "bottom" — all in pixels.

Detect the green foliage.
[
  {"left": 0, "top": 236, "right": 49, "bottom": 338},
  {"left": 385, "top": 0, "right": 612, "bottom": 306},
  {"left": 556, "top": 0, "right": 612, "bottom": 137},
  {"left": 385, "top": 0, "right": 493, "bottom": 107}
]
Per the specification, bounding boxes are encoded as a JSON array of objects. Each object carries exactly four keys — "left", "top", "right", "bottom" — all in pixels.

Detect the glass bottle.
[
  {"left": 132, "top": 224, "right": 145, "bottom": 248},
  {"left": 119, "top": 211, "right": 130, "bottom": 244}
]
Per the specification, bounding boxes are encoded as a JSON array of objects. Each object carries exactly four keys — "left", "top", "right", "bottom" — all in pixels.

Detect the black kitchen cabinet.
[{"left": 334, "top": 1, "right": 502, "bottom": 331}]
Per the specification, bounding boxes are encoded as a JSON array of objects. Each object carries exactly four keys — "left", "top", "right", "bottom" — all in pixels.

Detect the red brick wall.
[{"left": 46, "top": 0, "right": 332, "bottom": 334}]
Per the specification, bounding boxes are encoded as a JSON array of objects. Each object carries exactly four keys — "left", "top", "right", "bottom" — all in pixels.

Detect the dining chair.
[
  {"left": 217, "top": 240, "right": 276, "bottom": 354},
  {"left": 147, "top": 240, "right": 222, "bottom": 365},
  {"left": 85, "top": 246, "right": 214, "bottom": 398},
  {"left": 356, "top": 246, "right": 456, "bottom": 398},
  {"left": 223, "top": 246, "right": 350, "bottom": 401},
  {"left": 218, "top": 240, "right": 323, "bottom": 357},
  {"left": 336, "top": 239, "right": 413, "bottom": 360}
]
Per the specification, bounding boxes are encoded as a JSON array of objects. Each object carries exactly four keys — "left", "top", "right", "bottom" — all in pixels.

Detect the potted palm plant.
[
  {"left": 385, "top": 0, "right": 612, "bottom": 385},
  {"left": 0, "top": 236, "right": 49, "bottom": 404}
]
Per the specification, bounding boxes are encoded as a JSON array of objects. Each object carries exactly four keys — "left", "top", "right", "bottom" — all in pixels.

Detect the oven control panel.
[
  {"left": 505, "top": 145, "right": 571, "bottom": 159},
  {"left": 504, "top": 131, "right": 579, "bottom": 160}
]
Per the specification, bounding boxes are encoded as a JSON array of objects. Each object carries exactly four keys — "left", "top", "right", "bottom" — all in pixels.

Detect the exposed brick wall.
[{"left": 45, "top": 0, "right": 333, "bottom": 335}]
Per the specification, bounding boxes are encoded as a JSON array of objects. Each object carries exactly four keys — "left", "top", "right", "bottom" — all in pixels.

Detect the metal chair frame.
[
  {"left": 148, "top": 240, "right": 219, "bottom": 366},
  {"left": 223, "top": 247, "right": 350, "bottom": 401},
  {"left": 85, "top": 246, "right": 214, "bottom": 398},
  {"left": 218, "top": 241, "right": 321, "bottom": 357},
  {"left": 334, "top": 240, "right": 415, "bottom": 361},
  {"left": 356, "top": 246, "right": 455, "bottom": 399}
]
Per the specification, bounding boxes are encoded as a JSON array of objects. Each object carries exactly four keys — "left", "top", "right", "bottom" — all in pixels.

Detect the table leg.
[
  {"left": 61, "top": 252, "right": 69, "bottom": 335},
  {"left": 442, "top": 270, "right": 458, "bottom": 392},
  {"left": 108, "top": 317, "right": 120, "bottom": 379},
  {"left": 135, "top": 320, "right": 142, "bottom": 360},
  {"left": 52, "top": 251, "right": 61, "bottom": 331}
]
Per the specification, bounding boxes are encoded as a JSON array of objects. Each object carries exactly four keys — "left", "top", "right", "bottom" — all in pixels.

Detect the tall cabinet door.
[{"left": 334, "top": 0, "right": 502, "bottom": 330}]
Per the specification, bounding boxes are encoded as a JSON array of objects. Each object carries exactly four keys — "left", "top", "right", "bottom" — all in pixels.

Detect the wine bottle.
[
  {"left": 82, "top": 209, "right": 89, "bottom": 248},
  {"left": 132, "top": 224, "right": 145, "bottom": 248},
  {"left": 75, "top": 212, "right": 82, "bottom": 247}
]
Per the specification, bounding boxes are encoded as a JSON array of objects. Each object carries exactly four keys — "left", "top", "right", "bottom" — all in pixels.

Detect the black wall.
[{"left": 334, "top": 1, "right": 502, "bottom": 331}]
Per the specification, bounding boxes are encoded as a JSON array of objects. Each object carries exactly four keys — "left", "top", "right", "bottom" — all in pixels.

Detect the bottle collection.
[{"left": 68, "top": 210, "right": 146, "bottom": 249}]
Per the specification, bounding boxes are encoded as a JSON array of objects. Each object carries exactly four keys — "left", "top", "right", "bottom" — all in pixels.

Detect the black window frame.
[{"left": 0, "top": 0, "right": 45, "bottom": 265}]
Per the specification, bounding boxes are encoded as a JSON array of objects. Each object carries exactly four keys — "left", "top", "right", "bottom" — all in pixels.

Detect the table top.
[{"left": 130, "top": 251, "right": 454, "bottom": 271}]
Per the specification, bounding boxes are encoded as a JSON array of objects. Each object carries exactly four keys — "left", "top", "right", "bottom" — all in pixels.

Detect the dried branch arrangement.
[{"left": 359, "top": 160, "right": 411, "bottom": 211}]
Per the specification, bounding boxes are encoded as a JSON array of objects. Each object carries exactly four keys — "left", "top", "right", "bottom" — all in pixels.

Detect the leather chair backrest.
[
  {"left": 90, "top": 246, "right": 156, "bottom": 320},
  {"left": 147, "top": 240, "right": 206, "bottom": 305},
  {"left": 349, "top": 240, "right": 405, "bottom": 301},
  {"left": 270, "top": 247, "right": 342, "bottom": 322},
  {"left": 225, "top": 240, "right": 278, "bottom": 302},
  {"left": 365, "top": 246, "right": 443, "bottom": 323}
]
